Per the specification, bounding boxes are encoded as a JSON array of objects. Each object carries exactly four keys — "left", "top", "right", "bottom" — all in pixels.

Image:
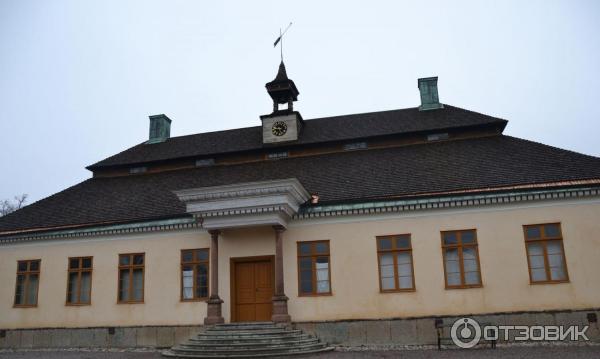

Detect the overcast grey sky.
[{"left": 1, "top": 0, "right": 599, "bottom": 204}]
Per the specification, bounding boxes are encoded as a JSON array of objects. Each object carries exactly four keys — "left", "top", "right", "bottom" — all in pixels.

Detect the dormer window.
[
  {"left": 196, "top": 159, "right": 215, "bottom": 167},
  {"left": 343, "top": 142, "right": 368, "bottom": 151},
  {"left": 129, "top": 166, "right": 147, "bottom": 174},
  {"left": 267, "top": 151, "right": 289, "bottom": 160}
]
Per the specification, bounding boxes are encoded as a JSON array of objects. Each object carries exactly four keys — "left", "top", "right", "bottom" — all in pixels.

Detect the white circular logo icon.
[{"left": 451, "top": 317, "right": 481, "bottom": 348}]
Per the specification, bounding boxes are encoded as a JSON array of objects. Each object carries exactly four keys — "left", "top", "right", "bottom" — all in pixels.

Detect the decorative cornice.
[
  {"left": 0, "top": 217, "right": 199, "bottom": 245},
  {"left": 175, "top": 178, "right": 311, "bottom": 229},
  {"left": 174, "top": 178, "right": 310, "bottom": 204},
  {"left": 196, "top": 204, "right": 296, "bottom": 218},
  {"left": 295, "top": 186, "right": 600, "bottom": 219}
]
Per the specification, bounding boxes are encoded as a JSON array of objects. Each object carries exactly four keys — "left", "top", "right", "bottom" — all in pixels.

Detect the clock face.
[{"left": 272, "top": 121, "right": 288, "bottom": 136}]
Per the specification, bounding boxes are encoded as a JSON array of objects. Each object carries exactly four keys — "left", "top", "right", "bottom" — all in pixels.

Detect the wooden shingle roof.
[
  {"left": 2, "top": 134, "right": 600, "bottom": 235},
  {"left": 87, "top": 105, "right": 507, "bottom": 170}
]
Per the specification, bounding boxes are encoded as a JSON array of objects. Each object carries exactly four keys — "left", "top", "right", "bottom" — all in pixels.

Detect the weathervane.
[{"left": 273, "top": 22, "right": 293, "bottom": 61}]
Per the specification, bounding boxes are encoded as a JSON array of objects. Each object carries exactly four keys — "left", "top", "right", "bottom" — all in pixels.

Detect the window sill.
[
  {"left": 298, "top": 293, "right": 332, "bottom": 297},
  {"left": 66, "top": 303, "right": 91, "bottom": 306},
  {"left": 181, "top": 298, "right": 209, "bottom": 302},
  {"left": 530, "top": 280, "right": 570, "bottom": 285},
  {"left": 117, "top": 301, "right": 144, "bottom": 304},
  {"left": 13, "top": 304, "right": 37, "bottom": 308},
  {"left": 445, "top": 284, "right": 483, "bottom": 290},
  {"left": 380, "top": 288, "right": 416, "bottom": 293}
]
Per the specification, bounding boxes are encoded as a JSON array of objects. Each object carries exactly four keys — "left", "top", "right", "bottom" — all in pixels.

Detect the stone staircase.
[{"left": 162, "top": 322, "right": 333, "bottom": 358}]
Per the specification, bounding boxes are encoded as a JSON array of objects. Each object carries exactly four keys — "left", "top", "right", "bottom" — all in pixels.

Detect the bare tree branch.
[
  {"left": 0, "top": 194, "right": 28, "bottom": 217},
  {"left": 14, "top": 194, "right": 28, "bottom": 209}
]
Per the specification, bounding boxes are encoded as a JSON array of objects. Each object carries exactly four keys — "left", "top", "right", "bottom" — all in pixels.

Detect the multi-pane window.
[
  {"left": 297, "top": 241, "right": 331, "bottom": 296},
  {"left": 118, "top": 253, "right": 144, "bottom": 303},
  {"left": 14, "top": 260, "right": 40, "bottom": 307},
  {"left": 377, "top": 234, "right": 415, "bottom": 292},
  {"left": 66, "top": 257, "right": 92, "bottom": 305},
  {"left": 524, "top": 223, "right": 569, "bottom": 283},
  {"left": 442, "top": 230, "right": 482, "bottom": 288},
  {"left": 181, "top": 249, "right": 209, "bottom": 301}
]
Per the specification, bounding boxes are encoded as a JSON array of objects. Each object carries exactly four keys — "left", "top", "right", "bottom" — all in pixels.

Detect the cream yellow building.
[{"left": 1, "top": 68, "right": 600, "bottom": 349}]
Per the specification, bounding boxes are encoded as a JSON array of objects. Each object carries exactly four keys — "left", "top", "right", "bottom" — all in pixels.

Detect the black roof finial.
[{"left": 267, "top": 23, "right": 298, "bottom": 113}]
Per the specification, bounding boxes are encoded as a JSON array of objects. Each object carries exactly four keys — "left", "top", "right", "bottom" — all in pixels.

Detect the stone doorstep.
[
  {"left": 190, "top": 335, "right": 311, "bottom": 344},
  {"left": 162, "top": 347, "right": 334, "bottom": 358},
  {"left": 200, "top": 331, "right": 302, "bottom": 338},
  {"left": 209, "top": 325, "right": 281, "bottom": 331},
  {"left": 178, "top": 342, "right": 320, "bottom": 351},
  {"left": 166, "top": 322, "right": 332, "bottom": 358},
  {"left": 172, "top": 343, "right": 327, "bottom": 354}
]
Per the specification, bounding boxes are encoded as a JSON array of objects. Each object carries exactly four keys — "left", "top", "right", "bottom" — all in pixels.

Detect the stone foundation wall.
[
  {"left": 1, "top": 309, "right": 599, "bottom": 349},
  {"left": 0, "top": 325, "right": 204, "bottom": 349},
  {"left": 293, "top": 309, "right": 600, "bottom": 347}
]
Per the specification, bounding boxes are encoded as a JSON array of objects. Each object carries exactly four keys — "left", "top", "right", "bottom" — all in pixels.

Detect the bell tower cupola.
[
  {"left": 261, "top": 61, "right": 304, "bottom": 144},
  {"left": 266, "top": 61, "right": 299, "bottom": 113}
]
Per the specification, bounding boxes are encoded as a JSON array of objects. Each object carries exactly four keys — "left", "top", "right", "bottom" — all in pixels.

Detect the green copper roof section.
[
  {"left": 418, "top": 76, "right": 444, "bottom": 111},
  {"left": 147, "top": 114, "right": 172, "bottom": 144}
]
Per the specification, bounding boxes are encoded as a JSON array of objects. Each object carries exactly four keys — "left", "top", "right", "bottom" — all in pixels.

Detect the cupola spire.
[{"left": 265, "top": 61, "right": 299, "bottom": 113}]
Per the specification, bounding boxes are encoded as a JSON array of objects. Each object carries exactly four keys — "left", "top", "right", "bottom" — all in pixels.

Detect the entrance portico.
[{"left": 174, "top": 179, "right": 310, "bottom": 324}]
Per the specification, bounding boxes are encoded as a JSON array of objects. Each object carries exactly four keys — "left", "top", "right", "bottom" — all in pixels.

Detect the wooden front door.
[{"left": 232, "top": 257, "right": 274, "bottom": 322}]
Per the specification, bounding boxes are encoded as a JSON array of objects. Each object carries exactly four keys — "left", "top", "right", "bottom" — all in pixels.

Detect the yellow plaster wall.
[
  {"left": 1, "top": 199, "right": 599, "bottom": 328},
  {"left": 0, "top": 230, "right": 211, "bottom": 329},
  {"left": 284, "top": 199, "right": 600, "bottom": 321}
]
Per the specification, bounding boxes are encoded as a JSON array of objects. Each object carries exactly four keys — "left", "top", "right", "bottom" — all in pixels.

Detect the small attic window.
[
  {"left": 129, "top": 166, "right": 147, "bottom": 174},
  {"left": 267, "top": 151, "right": 289, "bottom": 160},
  {"left": 196, "top": 158, "right": 215, "bottom": 167},
  {"left": 343, "top": 142, "right": 368, "bottom": 151},
  {"left": 427, "top": 133, "right": 449, "bottom": 142}
]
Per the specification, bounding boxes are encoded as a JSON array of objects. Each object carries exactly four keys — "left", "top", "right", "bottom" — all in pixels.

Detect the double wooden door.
[{"left": 232, "top": 257, "right": 274, "bottom": 322}]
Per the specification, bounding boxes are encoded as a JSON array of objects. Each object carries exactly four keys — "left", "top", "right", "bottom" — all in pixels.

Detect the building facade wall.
[
  {"left": 1, "top": 197, "right": 599, "bottom": 330},
  {"left": 285, "top": 198, "right": 600, "bottom": 322},
  {"left": 0, "top": 230, "right": 211, "bottom": 329}
]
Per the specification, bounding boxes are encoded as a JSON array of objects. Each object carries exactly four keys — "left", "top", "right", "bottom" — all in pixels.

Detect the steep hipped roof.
[
  {"left": 2, "top": 135, "right": 600, "bottom": 235},
  {"left": 87, "top": 105, "right": 507, "bottom": 170}
]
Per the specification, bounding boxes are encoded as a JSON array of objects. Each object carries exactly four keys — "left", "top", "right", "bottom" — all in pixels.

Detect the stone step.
[
  {"left": 169, "top": 342, "right": 328, "bottom": 355},
  {"left": 174, "top": 342, "right": 326, "bottom": 353},
  {"left": 202, "top": 327, "right": 289, "bottom": 334},
  {"left": 214, "top": 322, "right": 274, "bottom": 327},
  {"left": 198, "top": 329, "right": 302, "bottom": 337},
  {"left": 212, "top": 322, "right": 276, "bottom": 328},
  {"left": 162, "top": 346, "right": 334, "bottom": 358},
  {"left": 163, "top": 322, "right": 333, "bottom": 358},
  {"left": 189, "top": 333, "right": 311, "bottom": 344},
  {"left": 207, "top": 325, "right": 282, "bottom": 331},
  {"left": 179, "top": 337, "right": 319, "bottom": 349}
]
